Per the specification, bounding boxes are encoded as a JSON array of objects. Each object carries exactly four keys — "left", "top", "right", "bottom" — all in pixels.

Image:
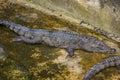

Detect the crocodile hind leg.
[
  {"left": 116, "top": 65, "right": 120, "bottom": 69},
  {"left": 67, "top": 48, "right": 74, "bottom": 56},
  {"left": 13, "top": 36, "right": 23, "bottom": 41},
  {"left": 13, "top": 36, "right": 35, "bottom": 43}
]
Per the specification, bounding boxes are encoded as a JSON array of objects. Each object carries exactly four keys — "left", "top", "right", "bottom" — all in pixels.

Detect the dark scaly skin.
[
  {"left": 0, "top": 20, "right": 116, "bottom": 56},
  {"left": 83, "top": 56, "right": 120, "bottom": 80}
]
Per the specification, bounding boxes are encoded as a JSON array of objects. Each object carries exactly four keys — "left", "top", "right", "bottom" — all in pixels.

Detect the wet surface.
[{"left": 0, "top": 1, "right": 120, "bottom": 80}]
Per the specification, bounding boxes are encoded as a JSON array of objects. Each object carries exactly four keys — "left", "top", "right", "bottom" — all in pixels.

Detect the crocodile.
[
  {"left": 83, "top": 56, "right": 120, "bottom": 80},
  {"left": 0, "top": 20, "right": 116, "bottom": 56}
]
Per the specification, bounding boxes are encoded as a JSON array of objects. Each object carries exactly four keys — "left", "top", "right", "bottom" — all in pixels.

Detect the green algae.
[{"left": 0, "top": 1, "right": 120, "bottom": 80}]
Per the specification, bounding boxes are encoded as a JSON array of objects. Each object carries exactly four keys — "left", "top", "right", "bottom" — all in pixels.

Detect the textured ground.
[{"left": 0, "top": 1, "right": 120, "bottom": 80}]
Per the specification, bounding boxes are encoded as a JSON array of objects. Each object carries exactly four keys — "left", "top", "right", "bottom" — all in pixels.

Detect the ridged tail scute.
[
  {"left": 83, "top": 56, "right": 120, "bottom": 80},
  {"left": 0, "top": 20, "right": 29, "bottom": 36}
]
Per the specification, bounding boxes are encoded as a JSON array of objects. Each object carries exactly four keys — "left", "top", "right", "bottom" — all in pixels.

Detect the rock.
[{"left": 8, "top": 0, "right": 120, "bottom": 39}]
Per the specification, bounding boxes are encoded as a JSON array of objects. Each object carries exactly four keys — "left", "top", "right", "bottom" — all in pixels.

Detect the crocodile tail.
[
  {"left": 0, "top": 20, "right": 29, "bottom": 36},
  {"left": 83, "top": 56, "right": 120, "bottom": 80}
]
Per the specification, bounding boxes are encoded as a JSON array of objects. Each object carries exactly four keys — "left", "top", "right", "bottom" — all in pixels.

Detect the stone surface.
[
  {"left": 0, "top": 1, "right": 120, "bottom": 80},
  {"left": 8, "top": 0, "right": 120, "bottom": 40}
]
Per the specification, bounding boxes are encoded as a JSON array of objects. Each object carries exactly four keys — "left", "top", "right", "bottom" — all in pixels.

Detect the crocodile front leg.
[{"left": 67, "top": 48, "right": 74, "bottom": 56}]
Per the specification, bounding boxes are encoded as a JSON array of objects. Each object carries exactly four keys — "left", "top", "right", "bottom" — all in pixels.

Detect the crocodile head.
[
  {"left": 93, "top": 42, "right": 116, "bottom": 53},
  {"left": 83, "top": 39, "right": 116, "bottom": 54}
]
